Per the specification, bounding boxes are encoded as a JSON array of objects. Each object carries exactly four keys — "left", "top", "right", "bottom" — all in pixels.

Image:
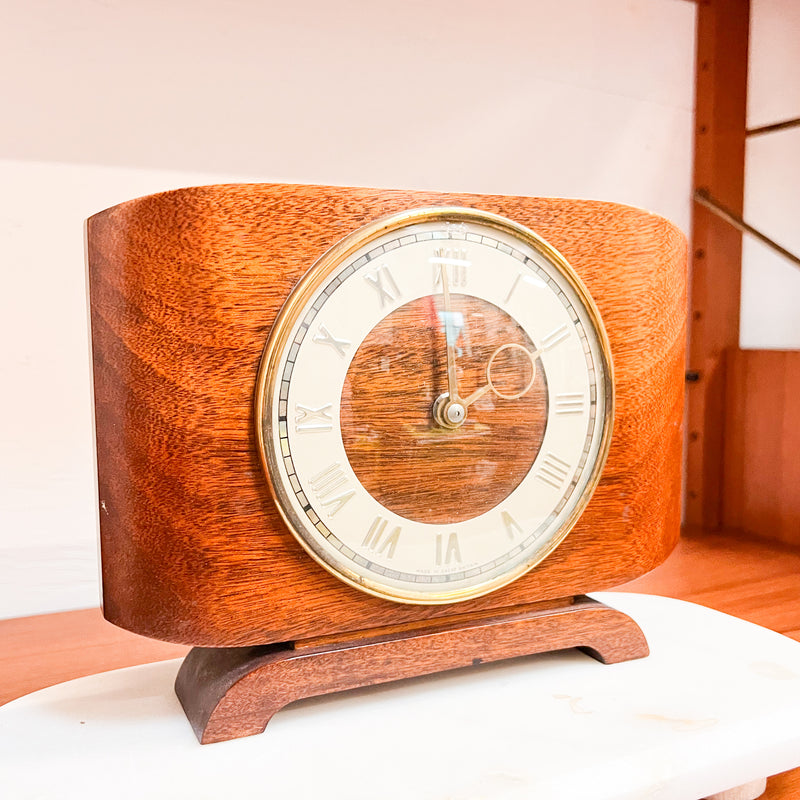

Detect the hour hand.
[{"left": 461, "top": 343, "right": 538, "bottom": 408}]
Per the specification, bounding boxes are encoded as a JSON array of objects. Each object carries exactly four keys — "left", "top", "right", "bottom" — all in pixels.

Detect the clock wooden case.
[{"left": 86, "top": 183, "right": 685, "bottom": 741}]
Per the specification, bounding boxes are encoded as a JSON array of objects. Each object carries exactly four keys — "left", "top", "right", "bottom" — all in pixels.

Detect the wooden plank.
[
  {"left": 780, "top": 356, "right": 800, "bottom": 542},
  {"left": 622, "top": 527, "right": 800, "bottom": 641},
  {"left": 0, "top": 608, "right": 187, "bottom": 707},
  {"left": 764, "top": 769, "right": 800, "bottom": 800},
  {"left": 686, "top": 0, "right": 750, "bottom": 528},
  {"left": 722, "top": 349, "right": 800, "bottom": 546}
]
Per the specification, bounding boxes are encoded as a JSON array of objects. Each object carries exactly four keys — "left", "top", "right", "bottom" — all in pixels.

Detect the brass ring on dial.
[{"left": 254, "top": 206, "right": 614, "bottom": 605}]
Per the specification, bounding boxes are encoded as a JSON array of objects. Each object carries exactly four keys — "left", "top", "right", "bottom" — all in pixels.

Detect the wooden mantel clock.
[{"left": 85, "top": 184, "right": 685, "bottom": 744}]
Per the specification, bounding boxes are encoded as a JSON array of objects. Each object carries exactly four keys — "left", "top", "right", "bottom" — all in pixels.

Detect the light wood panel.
[
  {"left": 621, "top": 527, "right": 800, "bottom": 642},
  {"left": 722, "top": 348, "right": 800, "bottom": 546},
  {"left": 0, "top": 608, "right": 187, "bottom": 708},
  {"left": 686, "top": 0, "right": 750, "bottom": 529}
]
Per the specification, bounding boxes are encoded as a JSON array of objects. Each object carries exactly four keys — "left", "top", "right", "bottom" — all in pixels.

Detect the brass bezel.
[{"left": 254, "top": 206, "right": 615, "bottom": 605}]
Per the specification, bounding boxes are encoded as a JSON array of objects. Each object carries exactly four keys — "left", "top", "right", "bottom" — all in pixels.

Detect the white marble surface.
[{"left": 2, "top": 593, "right": 800, "bottom": 800}]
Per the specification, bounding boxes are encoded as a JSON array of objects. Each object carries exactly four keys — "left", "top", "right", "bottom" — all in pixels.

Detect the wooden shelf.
[
  {"left": 619, "top": 527, "right": 800, "bottom": 642},
  {"left": 0, "top": 607, "right": 187, "bottom": 708}
]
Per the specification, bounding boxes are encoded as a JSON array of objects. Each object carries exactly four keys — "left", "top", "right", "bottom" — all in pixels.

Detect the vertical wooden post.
[{"left": 685, "top": 0, "right": 749, "bottom": 529}]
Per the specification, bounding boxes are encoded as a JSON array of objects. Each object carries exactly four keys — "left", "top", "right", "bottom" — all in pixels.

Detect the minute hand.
[{"left": 440, "top": 264, "right": 461, "bottom": 402}]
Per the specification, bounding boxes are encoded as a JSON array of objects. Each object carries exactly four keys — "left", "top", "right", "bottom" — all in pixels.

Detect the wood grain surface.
[
  {"left": 722, "top": 348, "right": 800, "bottom": 546},
  {"left": 0, "top": 608, "right": 188, "bottom": 707},
  {"left": 86, "top": 184, "right": 686, "bottom": 646},
  {"left": 342, "top": 294, "right": 548, "bottom": 523},
  {"left": 174, "top": 596, "right": 648, "bottom": 744},
  {"left": 620, "top": 527, "right": 800, "bottom": 643}
]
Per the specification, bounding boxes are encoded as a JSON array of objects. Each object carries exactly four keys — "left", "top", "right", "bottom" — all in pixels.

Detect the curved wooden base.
[{"left": 174, "top": 595, "right": 648, "bottom": 744}]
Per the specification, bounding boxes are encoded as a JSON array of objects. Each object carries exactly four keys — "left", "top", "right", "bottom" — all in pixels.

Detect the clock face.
[{"left": 255, "top": 207, "right": 613, "bottom": 604}]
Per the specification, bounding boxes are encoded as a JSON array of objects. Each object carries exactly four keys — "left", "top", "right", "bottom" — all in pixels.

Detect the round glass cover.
[{"left": 255, "top": 207, "right": 613, "bottom": 604}]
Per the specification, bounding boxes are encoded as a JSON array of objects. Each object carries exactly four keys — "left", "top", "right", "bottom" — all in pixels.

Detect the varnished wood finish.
[
  {"left": 762, "top": 769, "right": 800, "bottom": 800},
  {"left": 342, "top": 294, "right": 548, "bottom": 523},
  {"left": 174, "top": 596, "right": 648, "bottom": 744},
  {"left": 86, "top": 183, "right": 686, "bottom": 646},
  {"left": 686, "top": 0, "right": 749, "bottom": 529},
  {"left": 722, "top": 348, "right": 800, "bottom": 547},
  {"left": 621, "top": 527, "right": 800, "bottom": 642},
  {"left": 0, "top": 608, "right": 187, "bottom": 707}
]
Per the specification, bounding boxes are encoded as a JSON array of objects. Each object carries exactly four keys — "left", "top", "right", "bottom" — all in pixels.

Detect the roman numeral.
[
  {"left": 501, "top": 510, "right": 524, "bottom": 539},
  {"left": 308, "top": 463, "right": 354, "bottom": 516},
  {"left": 364, "top": 264, "right": 401, "bottom": 307},
  {"left": 554, "top": 392, "right": 585, "bottom": 415},
  {"left": 436, "top": 532, "right": 462, "bottom": 565},
  {"left": 540, "top": 324, "right": 570, "bottom": 351},
  {"left": 431, "top": 247, "right": 470, "bottom": 287},
  {"left": 362, "top": 517, "right": 401, "bottom": 559},
  {"left": 535, "top": 452, "right": 572, "bottom": 490},
  {"left": 312, "top": 324, "right": 350, "bottom": 358},
  {"left": 295, "top": 403, "right": 333, "bottom": 433}
]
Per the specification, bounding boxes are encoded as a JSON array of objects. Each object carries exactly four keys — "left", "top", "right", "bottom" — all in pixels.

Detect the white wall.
[
  {"left": 740, "top": 0, "right": 800, "bottom": 349},
  {"left": 0, "top": 0, "right": 696, "bottom": 619}
]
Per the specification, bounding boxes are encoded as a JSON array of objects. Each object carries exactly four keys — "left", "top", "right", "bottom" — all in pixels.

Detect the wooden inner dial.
[{"left": 341, "top": 295, "right": 549, "bottom": 524}]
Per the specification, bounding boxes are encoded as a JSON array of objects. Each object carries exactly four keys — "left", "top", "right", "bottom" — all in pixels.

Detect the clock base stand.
[{"left": 174, "top": 594, "right": 648, "bottom": 744}]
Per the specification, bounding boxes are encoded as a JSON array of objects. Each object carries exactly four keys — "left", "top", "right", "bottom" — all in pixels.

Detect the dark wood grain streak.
[
  {"left": 174, "top": 596, "right": 648, "bottom": 744},
  {"left": 86, "top": 184, "right": 686, "bottom": 646}
]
